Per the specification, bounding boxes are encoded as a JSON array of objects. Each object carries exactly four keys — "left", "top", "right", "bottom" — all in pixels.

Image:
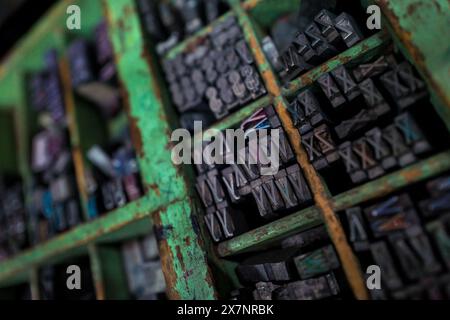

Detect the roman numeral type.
[
  {"left": 261, "top": 175, "right": 285, "bottom": 212},
  {"left": 195, "top": 174, "right": 214, "bottom": 208},
  {"left": 338, "top": 141, "right": 367, "bottom": 184},
  {"left": 206, "top": 169, "right": 226, "bottom": 204},
  {"left": 365, "top": 127, "right": 397, "bottom": 170},
  {"left": 382, "top": 124, "right": 416, "bottom": 167},
  {"left": 286, "top": 164, "right": 312, "bottom": 204},
  {"left": 352, "top": 138, "right": 384, "bottom": 179},
  {"left": 251, "top": 178, "right": 276, "bottom": 219},
  {"left": 392, "top": 61, "right": 427, "bottom": 108},
  {"left": 331, "top": 65, "right": 360, "bottom": 101},
  {"left": 317, "top": 73, "right": 346, "bottom": 108},
  {"left": 380, "top": 70, "right": 411, "bottom": 108},
  {"left": 289, "top": 89, "right": 327, "bottom": 134},
  {"left": 215, "top": 201, "right": 237, "bottom": 239},
  {"left": 204, "top": 206, "right": 224, "bottom": 242},
  {"left": 237, "top": 146, "right": 260, "bottom": 181},
  {"left": 352, "top": 56, "right": 390, "bottom": 82},
  {"left": 221, "top": 166, "right": 242, "bottom": 203},
  {"left": 358, "top": 78, "right": 390, "bottom": 116},
  {"left": 335, "top": 109, "right": 379, "bottom": 139},
  {"left": 274, "top": 169, "right": 298, "bottom": 209}
]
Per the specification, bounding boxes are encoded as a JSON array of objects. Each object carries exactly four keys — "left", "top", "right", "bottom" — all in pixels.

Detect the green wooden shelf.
[
  {"left": 217, "top": 206, "right": 323, "bottom": 257},
  {"left": 0, "top": 195, "right": 156, "bottom": 287}
]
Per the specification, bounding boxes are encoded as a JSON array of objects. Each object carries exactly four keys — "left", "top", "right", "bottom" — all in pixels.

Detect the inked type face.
[{"left": 171, "top": 121, "right": 281, "bottom": 176}]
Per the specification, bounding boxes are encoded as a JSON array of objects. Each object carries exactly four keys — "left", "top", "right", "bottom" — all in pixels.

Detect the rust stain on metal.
[
  {"left": 94, "top": 280, "right": 106, "bottom": 300},
  {"left": 72, "top": 147, "right": 88, "bottom": 200},
  {"left": 146, "top": 183, "right": 161, "bottom": 196},
  {"left": 153, "top": 212, "right": 181, "bottom": 300},
  {"left": 140, "top": 47, "right": 163, "bottom": 103},
  {"left": 247, "top": 30, "right": 281, "bottom": 96},
  {"left": 175, "top": 246, "right": 186, "bottom": 271},
  {"left": 184, "top": 237, "right": 191, "bottom": 246},
  {"left": 378, "top": 0, "right": 450, "bottom": 109},
  {"left": 185, "top": 36, "right": 208, "bottom": 55}
]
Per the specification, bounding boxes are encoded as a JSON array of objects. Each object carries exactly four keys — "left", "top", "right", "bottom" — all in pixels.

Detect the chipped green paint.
[
  {"left": 105, "top": 0, "right": 185, "bottom": 206},
  {"left": 155, "top": 200, "right": 217, "bottom": 299},
  {"left": 376, "top": 0, "right": 450, "bottom": 131},
  {"left": 218, "top": 206, "right": 323, "bottom": 257},
  {"left": 104, "top": 0, "right": 215, "bottom": 299},
  {"left": 333, "top": 151, "right": 450, "bottom": 211}
]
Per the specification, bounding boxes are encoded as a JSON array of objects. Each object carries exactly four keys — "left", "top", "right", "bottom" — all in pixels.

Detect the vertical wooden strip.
[
  {"left": 59, "top": 58, "right": 90, "bottom": 221},
  {"left": 29, "top": 267, "right": 40, "bottom": 300},
  {"left": 88, "top": 244, "right": 105, "bottom": 300},
  {"left": 104, "top": 0, "right": 217, "bottom": 299}
]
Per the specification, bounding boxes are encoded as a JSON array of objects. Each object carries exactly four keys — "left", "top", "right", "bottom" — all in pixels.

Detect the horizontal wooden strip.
[
  {"left": 217, "top": 206, "right": 322, "bottom": 257},
  {"left": 333, "top": 151, "right": 450, "bottom": 210},
  {"left": 0, "top": 195, "right": 164, "bottom": 285}
]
